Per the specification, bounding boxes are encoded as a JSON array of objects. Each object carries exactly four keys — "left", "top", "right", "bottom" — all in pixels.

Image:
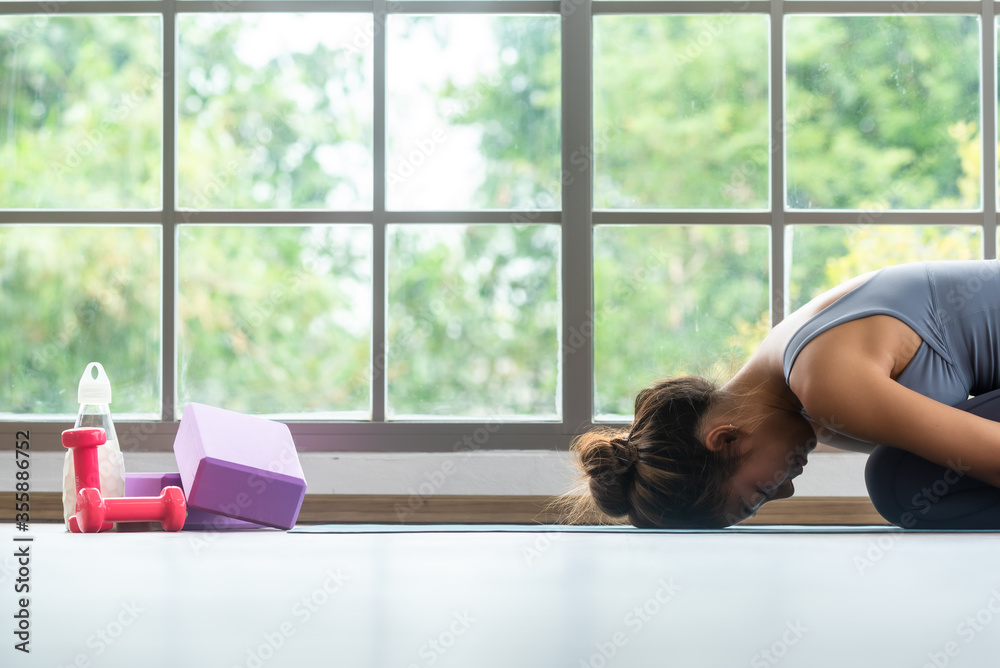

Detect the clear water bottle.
[{"left": 61, "top": 362, "right": 126, "bottom": 531}]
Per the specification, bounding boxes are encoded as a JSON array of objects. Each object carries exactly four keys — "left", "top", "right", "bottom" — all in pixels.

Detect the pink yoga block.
[{"left": 173, "top": 403, "right": 307, "bottom": 530}]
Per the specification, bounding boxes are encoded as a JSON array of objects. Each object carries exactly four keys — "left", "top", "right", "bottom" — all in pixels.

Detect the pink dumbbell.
[
  {"left": 76, "top": 487, "right": 187, "bottom": 533},
  {"left": 62, "top": 427, "right": 113, "bottom": 533}
]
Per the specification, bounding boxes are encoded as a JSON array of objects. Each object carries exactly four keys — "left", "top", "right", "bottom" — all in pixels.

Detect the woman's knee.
[{"left": 865, "top": 444, "right": 1000, "bottom": 529}]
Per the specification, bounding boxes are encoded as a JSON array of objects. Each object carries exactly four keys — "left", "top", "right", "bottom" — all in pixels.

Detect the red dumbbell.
[
  {"left": 62, "top": 427, "right": 113, "bottom": 532},
  {"left": 76, "top": 487, "right": 187, "bottom": 533}
]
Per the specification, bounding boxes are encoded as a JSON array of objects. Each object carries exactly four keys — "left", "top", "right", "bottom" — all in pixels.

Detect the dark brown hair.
[{"left": 551, "top": 376, "right": 751, "bottom": 529}]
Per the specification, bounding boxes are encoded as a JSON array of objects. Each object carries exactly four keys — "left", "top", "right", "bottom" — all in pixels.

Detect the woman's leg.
[{"left": 864, "top": 388, "right": 1000, "bottom": 529}]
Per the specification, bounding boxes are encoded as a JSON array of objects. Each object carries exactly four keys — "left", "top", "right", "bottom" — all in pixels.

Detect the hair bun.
[
  {"left": 576, "top": 430, "right": 638, "bottom": 517},
  {"left": 610, "top": 434, "right": 638, "bottom": 471}
]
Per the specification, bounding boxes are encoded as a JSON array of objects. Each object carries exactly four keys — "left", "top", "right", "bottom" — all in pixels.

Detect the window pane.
[
  {"left": 387, "top": 16, "right": 561, "bottom": 210},
  {"left": 787, "top": 225, "right": 982, "bottom": 311},
  {"left": 177, "top": 225, "right": 372, "bottom": 417},
  {"left": 387, "top": 224, "right": 560, "bottom": 419},
  {"left": 594, "top": 15, "right": 769, "bottom": 209},
  {"left": 177, "top": 14, "right": 374, "bottom": 210},
  {"left": 0, "top": 226, "right": 161, "bottom": 417},
  {"left": 0, "top": 16, "right": 162, "bottom": 209},
  {"left": 787, "top": 16, "right": 980, "bottom": 210},
  {"left": 594, "top": 225, "right": 769, "bottom": 419}
]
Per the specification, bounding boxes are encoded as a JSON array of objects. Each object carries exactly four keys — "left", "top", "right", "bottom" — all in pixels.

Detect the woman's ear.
[{"left": 703, "top": 424, "right": 741, "bottom": 453}]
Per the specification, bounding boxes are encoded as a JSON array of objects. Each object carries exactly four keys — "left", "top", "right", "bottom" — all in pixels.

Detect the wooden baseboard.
[{"left": 0, "top": 492, "right": 888, "bottom": 526}]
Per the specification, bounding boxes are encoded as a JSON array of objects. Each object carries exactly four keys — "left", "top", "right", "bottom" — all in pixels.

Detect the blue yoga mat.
[{"left": 289, "top": 523, "right": 999, "bottom": 534}]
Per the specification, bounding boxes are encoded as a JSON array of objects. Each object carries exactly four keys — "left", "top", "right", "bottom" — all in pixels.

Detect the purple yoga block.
[
  {"left": 173, "top": 403, "right": 307, "bottom": 530},
  {"left": 125, "top": 472, "right": 266, "bottom": 531},
  {"left": 124, "top": 472, "right": 172, "bottom": 498}
]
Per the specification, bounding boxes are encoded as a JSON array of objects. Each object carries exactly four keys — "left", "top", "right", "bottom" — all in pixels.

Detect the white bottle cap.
[{"left": 78, "top": 362, "right": 112, "bottom": 405}]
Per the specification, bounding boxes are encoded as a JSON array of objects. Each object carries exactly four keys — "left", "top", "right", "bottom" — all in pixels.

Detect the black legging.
[{"left": 865, "top": 388, "right": 1000, "bottom": 529}]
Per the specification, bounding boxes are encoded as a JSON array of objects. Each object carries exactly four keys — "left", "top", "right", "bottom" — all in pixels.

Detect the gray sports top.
[{"left": 783, "top": 260, "right": 1000, "bottom": 408}]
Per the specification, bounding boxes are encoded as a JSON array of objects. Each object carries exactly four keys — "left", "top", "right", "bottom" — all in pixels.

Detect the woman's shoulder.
[
  {"left": 757, "top": 269, "right": 881, "bottom": 359},
  {"left": 791, "top": 268, "right": 882, "bottom": 321},
  {"left": 790, "top": 315, "right": 923, "bottom": 386},
  {"left": 755, "top": 266, "right": 925, "bottom": 395}
]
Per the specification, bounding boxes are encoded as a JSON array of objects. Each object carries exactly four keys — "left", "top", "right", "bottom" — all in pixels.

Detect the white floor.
[{"left": 2, "top": 523, "right": 999, "bottom": 667}]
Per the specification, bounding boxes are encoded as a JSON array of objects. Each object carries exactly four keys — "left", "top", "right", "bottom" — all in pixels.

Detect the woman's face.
[{"left": 723, "top": 411, "right": 817, "bottom": 525}]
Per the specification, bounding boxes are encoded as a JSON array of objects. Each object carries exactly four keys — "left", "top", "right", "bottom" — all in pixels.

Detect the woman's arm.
[
  {"left": 805, "top": 424, "right": 875, "bottom": 455},
  {"left": 793, "top": 358, "right": 1000, "bottom": 489}
]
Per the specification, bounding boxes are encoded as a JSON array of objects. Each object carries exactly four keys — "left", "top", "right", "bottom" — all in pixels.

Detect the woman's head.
[{"left": 560, "top": 376, "right": 810, "bottom": 529}]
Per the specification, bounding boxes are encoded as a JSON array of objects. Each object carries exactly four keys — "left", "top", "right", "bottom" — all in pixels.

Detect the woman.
[{"left": 564, "top": 259, "right": 1000, "bottom": 529}]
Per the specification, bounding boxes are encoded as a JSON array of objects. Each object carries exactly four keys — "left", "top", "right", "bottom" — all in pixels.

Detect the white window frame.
[{"left": 0, "top": 0, "right": 996, "bottom": 454}]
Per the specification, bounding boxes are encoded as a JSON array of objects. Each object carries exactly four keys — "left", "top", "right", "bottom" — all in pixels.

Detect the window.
[{"left": 1, "top": 0, "right": 996, "bottom": 453}]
